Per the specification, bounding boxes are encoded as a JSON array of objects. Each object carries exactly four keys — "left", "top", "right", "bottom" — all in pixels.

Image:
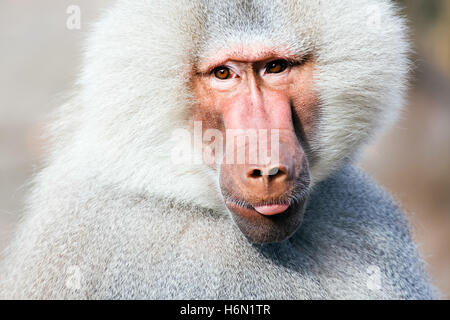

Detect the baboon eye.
[
  {"left": 213, "top": 66, "right": 231, "bottom": 80},
  {"left": 266, "top": 60, "right": 289, "bottom": 74}
]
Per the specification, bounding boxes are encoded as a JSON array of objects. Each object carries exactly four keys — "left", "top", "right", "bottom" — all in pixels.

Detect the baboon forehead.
[
  {"left": 203, "top": 0, "right": 275, "bottom": 33},
  {"left": 196, "top": 0, "right": 314, "bottom": 60}
]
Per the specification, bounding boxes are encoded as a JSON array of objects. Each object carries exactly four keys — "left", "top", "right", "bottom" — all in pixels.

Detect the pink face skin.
[{"left": 192, "top": 45, "right": 318, "bottom": 243}]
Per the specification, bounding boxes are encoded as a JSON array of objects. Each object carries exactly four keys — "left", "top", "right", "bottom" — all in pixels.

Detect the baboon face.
[{"left": 193, "top": 45, "right": 318, "bottom": 243}]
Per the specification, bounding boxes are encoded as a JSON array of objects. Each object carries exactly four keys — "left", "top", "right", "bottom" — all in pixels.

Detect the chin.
[{"left": 224, "top": 194, "right": 308, "bottom": 244}]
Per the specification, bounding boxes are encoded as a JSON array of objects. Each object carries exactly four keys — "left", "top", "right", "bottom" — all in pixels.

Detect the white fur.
[
  {"left": 0, "top": 0, "right": 433, "bottom": 300},
  {"left": 44, "top": 0, "right": 409, "bottom": 209}
]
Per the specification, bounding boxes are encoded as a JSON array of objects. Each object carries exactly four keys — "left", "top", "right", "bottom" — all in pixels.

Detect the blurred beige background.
[{"left": 0, "top": 0, "right": 449, "bottom": 297}]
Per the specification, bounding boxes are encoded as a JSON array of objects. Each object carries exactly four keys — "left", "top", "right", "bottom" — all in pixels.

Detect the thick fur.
[
  {"left": 0, "top": 165, "right": 436, "bottom": 299},
  {"left": 0, "top": 0, "right": 436, "bottom": 299}
]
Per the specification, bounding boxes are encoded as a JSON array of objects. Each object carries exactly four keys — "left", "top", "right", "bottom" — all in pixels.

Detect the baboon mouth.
[
  {"left": 221, "top": 187, "right": 309, "bottom": 243},
  {"left": 223, "top": 187, "right": 308, "bottom": 215},
  {"left": 223, "top": 195, "right": 307, "bottom": 243},
  {"left": 253, "top": 204, "right": 290, "bottom": 215},
  {"left": 224, "top": 198, "right": 291, "bottom": 216}
]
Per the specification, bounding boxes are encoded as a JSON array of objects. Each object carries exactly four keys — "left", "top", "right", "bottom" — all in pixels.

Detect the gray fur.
[
  {"left": 0, "top": 0, "right": 437, "bottom": 299},
  {"left": 0, "top": 165, "right": 435, "bottom": 299}
]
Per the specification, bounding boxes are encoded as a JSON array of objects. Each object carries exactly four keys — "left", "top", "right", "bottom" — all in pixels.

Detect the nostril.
[
  {"left": 268, "top": 167, "right": 280, "bottom": 176},
  {"left": 246, "top": 166, "right": 289, "bottom": 180},
  {"left": 268, "top": 166, "right": 287, "bottom": 180},
  {"left": 248, "top": 168, "right": 263, "bottom": 178}
]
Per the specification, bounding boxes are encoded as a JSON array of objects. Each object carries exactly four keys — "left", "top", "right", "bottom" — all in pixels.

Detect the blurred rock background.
[{"left": 0, "top": 0, "right": 449, "bottom": 297}]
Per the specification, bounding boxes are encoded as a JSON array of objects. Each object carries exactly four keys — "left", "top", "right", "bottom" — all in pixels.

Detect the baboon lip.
[
  {"left": 224, "top": 197, "right": 292, "bottom": 213},
  {"left": 253, "top": 204, "right": 290, "bottom": 215},
  {"left": 223, "top": 187, "right": 307, "bottom": 213}
]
